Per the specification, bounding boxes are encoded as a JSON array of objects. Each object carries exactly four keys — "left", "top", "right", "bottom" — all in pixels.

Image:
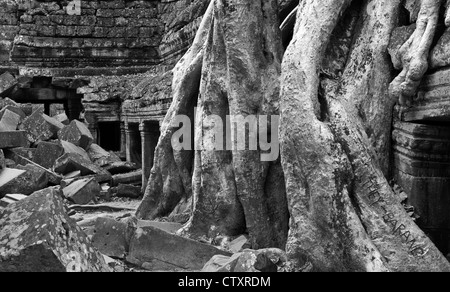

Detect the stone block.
[
  {"left": 104, "top": 161, "right": 138, "bottom": 175},
  {"left": 60, "top": 140, "right": 90, "bottom": 161},
  {"left": 0, "top": 109, "right": 20, "bottom": 131},
  {"left": 0, "top": 72, "right": 16, "bottom": 94},
  {"left": 91, "top": 217, "right": 128, "bottom": 259},
  {"left": 0, "top": 168, "right": 26, "bottom": 199},
  {"left": 87, "top": 143, "right": 121, "bottom": 166},
  {"left": 127, "top": 225, "right": 231, "bottom": 271},
  {"left": 53, "top": 153, "right": 112, "bottom": 183},
  {"left": 0, "top": 187, "right": 111, "bottom": 272},
  {"left": 6, "top": 147, "right": 36, "bottom": 166},
  {"left": 0, "top": 105, "right": 27, "bottom": 121},
  {"left": 202, "top": 248, "right": 286, "bottom": 272},
  {"left": 0, "top": 131, "right": 29, "bottom": 148},
  {"left": 0, "top": 164, "right": 48, "bottom": 197},
  {"left": 33, "top": 141, "right": 64, "bottom": 169},
  {"left": 0, "top": 149, "right": 4, "bottom": 169},
  {"left": 58, "top": 120, "right": 93, "bottom": 150},
  {"left": 53, "top": 112, "right": 69, "bottom": 125},
  {"left": 111, "top": 170, "right": 142, "bottom": 186},
  {"left": 0, "top": 193, "right": 27, "bottom": 207},
  {"left": 62, "top": 177, "right": 99, "bottom": 205},
  {"left": 113, "top": 183, "right": 141, "bottom": 199},
  {"left": 20, "top": 111, "right": 64, "bottom": 144}
]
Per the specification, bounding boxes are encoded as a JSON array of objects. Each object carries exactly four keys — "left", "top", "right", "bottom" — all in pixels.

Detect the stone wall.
[
  {"left": 0, "top": 0, "right": 210, "bottom": 73},
  {"left": 1, "top": 0, "right": 162, "bottom": 70}
]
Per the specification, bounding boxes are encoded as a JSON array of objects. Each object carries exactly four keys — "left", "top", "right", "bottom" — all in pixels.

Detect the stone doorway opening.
[{"left": 98, "top": 121, "right": 121, "bottom": 152}]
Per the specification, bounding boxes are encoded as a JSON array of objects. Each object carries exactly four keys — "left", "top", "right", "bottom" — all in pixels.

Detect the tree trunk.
[{"left": 137, "top": 0, "right": 450, "bottom": 271}]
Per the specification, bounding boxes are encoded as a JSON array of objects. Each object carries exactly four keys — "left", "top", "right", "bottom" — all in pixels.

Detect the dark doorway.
[{"left": 98, "top": 121, "right": 121, "bottom": 151}]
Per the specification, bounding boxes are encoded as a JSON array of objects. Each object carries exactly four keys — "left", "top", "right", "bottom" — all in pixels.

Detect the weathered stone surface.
[
  {"left": 53, "top": 113, "right": 69, "bottom": 125},
  {"left": 54, "top": 153, "right": 112, "bottom": 183},
  {"left": 0, "top": 131, "right": 29, "bottom": 148},
  {"left": 0, "top": 109, "right": 20, "bottom": 131},
  {"left": 136, "top": 220, "right": 183, "bottom": 234},
  {"left": 87, "top": 143, "right": 121, "bottom": 166},
  {"left": 20, "top": 111, "right": 64, "bottom": 144},
  {"left": 33, "top": 141, "right": 64, "bottom": 169},
  {"left": 58, "top": 120, "right": 93, "bottom": 150},
  {"left": 388, "top": 24, "right": 416, "bottom": 70},
  {"left": 0, "top": 72, "right": 16, "bottom": 94},
  {"left": 0, "top": 105, "right": 26, "bottom": 122},
  {"left": 6, "top": 147, "right": 35, "bottom": 166},
  {"left": 0, "top": 194, "right": 27, "bottom": 207},
  {"left": 111, "top": 170, "right": 142, "bottom": 186},
  {"left": 393, "top": 121, "right": 450, "bottom": 243},
  {"left": 0, "top": 187, "right": 111, "bottom": 272},
  {"left": 430, "top": 28, "right": 450, "bottom": 69},
  {"left": 60, "top": 140, "right": 90, "bottom": 161},
  {"left": 91, "top": 217, "right": 128, "bottom": 259},
  {"left": 202, "top": 248, "right": 286, "bottom": 272},
  {"left": 0, "top": 164, "right": 48, "bottom": 197},
  {"left": 104, "top": 161, "right": 137, "bottom": 175},
  {"left": 62, "top": 177, "right": 99, "bottom": 205},
  {"left": 229, "top": 235, "right": 251, "bottom": 254},
  {"left": 127, "top": 225, "right": 231, "bottom": 271},
  {"left": 0, "top": 168, "right": 26, "bottom": 199},
  {"left": 113, "top": 183, "right": 141, "bottom": 199},
  {"left": 0, "top": 149, "right": 4, "bottom": 169}
]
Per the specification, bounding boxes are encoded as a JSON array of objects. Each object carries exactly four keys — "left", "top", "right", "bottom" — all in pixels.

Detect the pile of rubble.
[{"left": 0, "top": 96, "right": 142, "bottom": 207}]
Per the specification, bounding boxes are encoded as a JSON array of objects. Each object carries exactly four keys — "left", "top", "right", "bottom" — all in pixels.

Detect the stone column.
[
  {"left": 120, "top": 122, "right": 126, "bottom": 156},
  {"left": 84, "top": 113, "right": 98, "bottom": 144},
  {"left": 125, "top": 122, "right": 133, "bottom": 163},
  {"left": 140, "top": 121, "right": 152, "bottom": 191}
]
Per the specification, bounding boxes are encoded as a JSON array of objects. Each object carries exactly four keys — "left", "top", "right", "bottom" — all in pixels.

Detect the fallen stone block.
[
  {"left": 53, "top": 113, "right": 69, "bottom": 125},
  {"left": 58, "top": 120, "right": 93, "bottom": 150},
  {"left": 64, "top": 170, "right": 81, "bottom": 179},
  {"left": 0, "top": 168, "right": 27, "bottom": 199},
  {"left": 0, "top": 109, "right": 20, "bottom": 131},
  {"left": 87, "top": 143, "right": 121, "bottom": 166},
  {"left": 5, "top": 147, "right": 36, "bottom": 166},
  {"left": 91, "top": 217, "right": 128, "bottom": 259},
  {"left": 111, "top": 170, "right": 142, "bottom": 186},
  {"left": 127, "top": 225, "right": 231, "bottom": 271},
  {"left": 113, "top": 184, "right": 141, "bottom": 199},
  {"left": 33, "top": 141, "right": 64, "bottom": 169},
  {"left": 20, "top": 111, "right": 64, "bottom": 143},
  {"left": 136, "top": 220, "right": 183, "bottom": 234},
  {"left": 0, "top": 194, "right": 27, "bottom": 207},
  {"left": 0, "top": 164, "right": 48, "bottom": 197},
  {"left": 0, "top": 150, "right": 4, "bottom": 169},
  {"left": 0, "top": 187, "right": 111, "bottom": 272},
  {"left": 202, "top": 248, "right": 286, "bottom": 272},
  {"left": 3, "top": 149, "right": 61, "bottom": 185},
  {"left": 62, "top": 177, "right": 100, "bottom": 205},
  {"left": 104, "top": 161, "right": 138, "bottom": 175},
  {"left": 0, "top": 72, "right": 16, "bottom": 95},
  {"left": 0, "top": 105, "right": 26, "bottom": 122},
  {"left": 0, "top": 131, "right": 30, "bottom": 148},
  {"left": 54, "top": 153, "right": 112, "bottom": 183},
  {"left": 229, "top": 235, "right": 251, "bottom": 253},
  {"left": 60, "top": 140, "right": 90, "bottom": 161}
]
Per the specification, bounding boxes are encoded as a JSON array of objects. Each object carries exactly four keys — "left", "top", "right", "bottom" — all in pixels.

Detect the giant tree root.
[
  {"left": 390, "top": 0, "right": 442, "bottom": 106},
  {"left": 281, "top": 0, "right": 450, "bottom": 271}
]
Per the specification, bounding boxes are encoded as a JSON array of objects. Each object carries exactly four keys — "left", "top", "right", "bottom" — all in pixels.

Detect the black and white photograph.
[{"left": 1, "top": 0, "right": 450, "bottom": 276}]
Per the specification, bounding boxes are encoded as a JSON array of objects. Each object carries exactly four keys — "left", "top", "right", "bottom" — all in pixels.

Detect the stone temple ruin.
[
  {"left": 1, "top": 0, "right": 450, "bottom": 272},
  {"left": 390, "top": 24, "right": 450, "bottom": 258}
]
